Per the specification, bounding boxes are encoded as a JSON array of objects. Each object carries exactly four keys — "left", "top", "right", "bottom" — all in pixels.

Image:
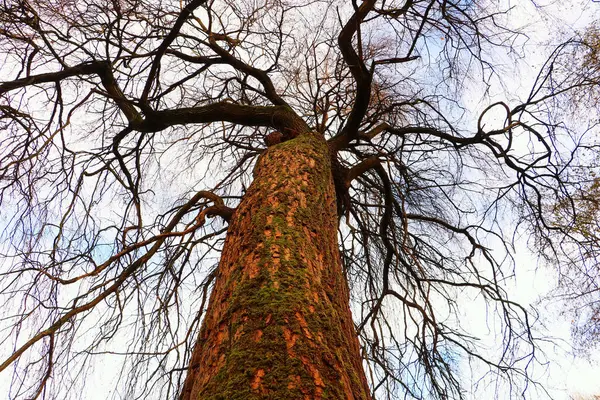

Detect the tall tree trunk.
[{"left": 180, "top": 132, "right": 371, "bottom": 400}]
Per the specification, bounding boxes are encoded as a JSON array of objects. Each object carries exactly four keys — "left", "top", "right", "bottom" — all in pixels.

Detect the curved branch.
[
  {"left": 0, "top": 62, "right": 101, "bottom": 93},
  {"left": 329, "top": 0, "right": 376, "bottom": 152},
  {"left": 0, "top": 188, "right": 233, "bottom": 373},
  {"left": 196, "top": 205, "right": 235, "bottom": 225},
  {"left": 356, "top": 122, "right": 481, "bottom": 145},
  {"left": 345, "top": 155, "right": 380, "bottom": 187},
  {"left": 206, "top": 36, "right": 289, "bottom": 107},
  {"left": 0, "top": 61, "right": 142, "bottom": 123},
  {"left": 191, "top": 191, "right": 235, "bottom": 224},
  {"left": 2, "top": 64, "right": 309, "bottom": 141},
  {"left": 140, "top": 0, "right": 208, "bottom": 106},
  {"left": 134, "top": 103, "right": 309, "bottom": 136}
]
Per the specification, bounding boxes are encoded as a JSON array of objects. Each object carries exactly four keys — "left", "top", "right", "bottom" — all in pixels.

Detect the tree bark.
[{"left": 180, "top": 132, "right": 372, "bottom": 399}]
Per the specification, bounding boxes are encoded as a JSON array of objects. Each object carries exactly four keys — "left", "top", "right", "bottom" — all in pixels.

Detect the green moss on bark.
[{"left": 181, "top": 132, "right": 371, "bottom": 400}]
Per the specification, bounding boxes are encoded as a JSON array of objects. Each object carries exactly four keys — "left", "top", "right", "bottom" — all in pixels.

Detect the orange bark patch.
[
  {"left": 287, "top": 374, "right": 302, "bottom": 390},
  {"left": 312, "top": 369, "right": 325, "bottom": 399},
  {"left": 305, "top": 258, "right": 322, "bottom": 285},
  {"left": 316, "top": 332, "right": 324, "bottom": 343},
  {"left": 270, "top": 244, "right": 281, "bottom": 275},
  {"left": 251, "top": 368, "right": 266, "bottom": 392},
  {"left": 245, "top": 252, "right": 261, "bottom": 279},
  {"left": 234, "top": 325, "right": 244, "bottom": 341},
  {"left": 301, "top": 356, "right": 325, "bottom": 399},
  {"left": 254, "top": 330, "right": 263, "bottom": 342},
  {"left": 295, "top": 312, "right": 313, "bottom": 340},
  {"left": 282, "top": 326, "right": 299, "bottom": 355},
  {"left": 316, "top": 252, "right": 324, "bottom": 267},
  {"left": 216, "top": 323, "right": 228, "bottom": 345}
]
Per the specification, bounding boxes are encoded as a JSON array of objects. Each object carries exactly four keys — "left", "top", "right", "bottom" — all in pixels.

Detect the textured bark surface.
[{"left": 180, "top": 132, "right": 371, "bottom": 399}]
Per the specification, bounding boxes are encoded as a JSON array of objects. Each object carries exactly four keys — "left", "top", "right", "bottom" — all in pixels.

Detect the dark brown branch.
[
  {"left": 206, "top": 36, "right": 289, "bottom": 107},
  {"left": 374, "top": 56, "right": 420, "bottom": 65},
  {"left": 0, "top": 61, "right": 142, "bottom": 123},
  {"left": 98, "top": 65, "right": 143, "bottom": 124},
  {"left": 0, "top": 63, "right": 101, "bottom": 93},
  {"left": 375, "top": 0, "right": 414, "bottom": 18},
  {"left": 355, "top": 122, "right": 481, "bottom": 145},
  {"left": 373, "top": 164, "right": 394, "bottom": 291},
  {"left": 406, "top": 0, "right": 436, "bottom": 58},
  {"left": 329, "top": 0, "right": 377, "bottom": 152},
  {"left": 405, "top": 213, "right": 481, "bottom": 249},
  {"left": 197, "top": 205, "right": 235, "bottom": 224},
  {"left": 193, "top": 190, "right": 226, "bottom": 207},
  {"left": 346, "top": 156, "right": 380, "bottom": 187},
  {"left": 140, "top": 0, "right": 209, "bottom": 106},
  {"left": 134, "top": 103, "right": 309, "bottom": 136},
  {"left": 165, "top": 50, "right": 223, "bottom": 65},
  {"left": 389, "top": 126, "right": 480, "bottom": 145},
  {"left": 357, "top": 122, "right": 390, "bottom": 141}
]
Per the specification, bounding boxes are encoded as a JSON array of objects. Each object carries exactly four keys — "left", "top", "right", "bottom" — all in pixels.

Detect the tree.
[
  {"left": 0, "top": 0, "right": 596, "bottom": 399},
  {"left": 538, "top": 24, "right": 600, "bottom": 355},
  {"left": 570, "top": 394, "right": 600, "bottom": 400}
]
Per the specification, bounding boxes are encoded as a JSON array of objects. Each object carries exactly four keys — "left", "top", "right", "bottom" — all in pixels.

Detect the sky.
[
  {"left": 1, "top": 0, "right": 600, "bottom": 399},
  {"left": 459, "top": 1, "right": 600, "bottom": 398}
]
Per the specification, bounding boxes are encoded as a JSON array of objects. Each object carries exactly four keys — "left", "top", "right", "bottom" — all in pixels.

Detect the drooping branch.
[
  {"left": 0, "top": 61, "right": 142, "bottom": 124},
  {"left": 404, "top": 213, "right": 483, "bottom": 251},
  {"left": 373, "top": 55, "right": 420, "bottom": 65},
  {"left": 165, "top": 50, "right": 224, "bottom": 65},
  {"left": 374, "top": 163, "right": 395, "bottom": 292},
  {"left": 29, "top": 191, "right": 232, "bottom": 287},
  {"left": 0, "top": 188, "right": 231, "bottom": 373},
  {"left": 0, "top": 62, "right": 102, "bottom": 93}
]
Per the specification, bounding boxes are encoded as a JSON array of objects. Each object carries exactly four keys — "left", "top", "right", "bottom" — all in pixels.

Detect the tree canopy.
[
  {"left": 0, "top": 0, "right": 598, "bottom": 399},
  {"left": 541, "top": 22, "right": 600, "bottom": 357}
]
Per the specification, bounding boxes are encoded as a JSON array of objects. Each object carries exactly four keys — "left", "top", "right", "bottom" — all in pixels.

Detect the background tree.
[
  {"left": 0, "top": 0, "right": 597, "bottom": 399},
  {"left": 535, "top": 23, "right": 600, "bottom": 356},
  {"left": 570, "top": 393, "right": 600, "bottom": 400}
]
